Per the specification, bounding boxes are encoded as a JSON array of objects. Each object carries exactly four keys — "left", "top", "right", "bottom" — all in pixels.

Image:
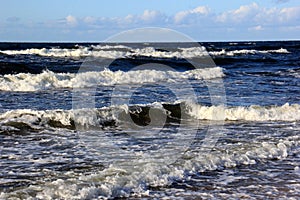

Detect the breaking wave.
[
  {"left": 1, "top": 101, "right": 299, "bottom": 198},
  {"left": 0, "top": 67, "right": 224, "bottom": 92},
  {"left": 0, "top": 45, "right": 290, "bottom": 58},
  {"left": 209, "top": 48, "right": 290, "bottom": 56},
  {"left": 0, "top": 102, "right": 299, "bottom": 199},
  {"left": 188, "top": 102, "right": 300, "bottom": 121},
  {"left": 1, "top": 102, "right": 299, "bottom": 133},
  {"left": 0, "top": 46, "right": 208, "bottom": 58}
]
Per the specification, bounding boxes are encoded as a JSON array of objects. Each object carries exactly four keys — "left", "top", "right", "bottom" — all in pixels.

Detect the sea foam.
[
  {"left": 0, "top": 67, "right": 224, "bottom": 92},
  {"left": 0, "top": 45, "right": 290, "bottom": 58},
  {"left": 0, "top": 103, "right": 299, "bottom": 133},
  {"left": 187, "top": 102, "right": 300, "bottom": 121}
]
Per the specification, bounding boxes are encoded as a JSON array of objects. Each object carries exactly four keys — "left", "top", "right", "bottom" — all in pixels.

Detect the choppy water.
[{"left": 0, "top": 41, "right": 299, "bottom": 199}]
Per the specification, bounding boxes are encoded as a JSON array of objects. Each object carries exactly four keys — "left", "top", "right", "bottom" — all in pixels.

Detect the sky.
[{"left": 0, "top": 0, "right": 299, "bottom": 42}]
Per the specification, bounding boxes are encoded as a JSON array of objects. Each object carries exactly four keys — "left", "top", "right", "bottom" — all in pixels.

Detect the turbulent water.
[{"left": 0, "top": 41, "right": 299, "bottom": 199}]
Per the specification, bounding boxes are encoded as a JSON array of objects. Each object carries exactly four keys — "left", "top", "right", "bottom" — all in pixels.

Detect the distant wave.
[
  {"left": 0, "top": 45, "right": 290, "bottom": 58},
  {"left": 0, "top": 67, "right": 224, "bottom": 92},
  {"left": 0, "top": 45, "right": 208, "bottom": 58},
  {"left": 286, "top": 68, "right": 300, "bottom": 78},
  {"left": 209, "top": 48, "right": 290, "bottom": 56},
  {"left": 1, "top": 102, "right": 299, "bottom": 133}
]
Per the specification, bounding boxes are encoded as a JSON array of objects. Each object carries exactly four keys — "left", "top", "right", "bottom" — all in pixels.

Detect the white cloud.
[
  {"left": 174, "top": 6, "right": 210, "bottom": 23},
  {"left": 56, "top": 5, "right": 300, "bottom": 33},
  {"left": 215, "top": 3, "right": 300, "bottom": 29},
  {"left": 56, "top": 4, "right": 300, "bottom": 31},
  {"left": 174, "top": 12, "right": 187, "bottom": 23},
  {"left": 216, "top": 3, "right": 259, "bottom": 23},
  {"left": 192, "top": 6, "right": 210, "bottom": 15},
  {"left": 17, "top": 4, "right": 298, "bottom": 41},
  {"left": 279, "top": 7, "right": 300, "bottom": 23},
  {"left": 83, "top": 16, "right": 97, "bottom": 24},
  {"left": 65, "top": 15, "right": 78, "bottom": 27},
  {"left": 141, "top": 10, "right": 160, "bottom": 21},
  {"left": 249, "top": 25, "right": 264, "bottom": 31},
  {"left": 124, "top": 14, "right": 135, "bottom": 24}
]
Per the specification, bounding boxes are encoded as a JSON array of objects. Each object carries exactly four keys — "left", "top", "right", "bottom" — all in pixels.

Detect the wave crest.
[
  {"left": 0, "top": 67, "right": 224, "bottom": 92},
  {"left": 0, "top": 45, "right": 290, "bottom": 58},
  {"left": 187, "top": 103, "right": 300, "bottom": 121},
  {"left": 0, "top": 103, "right": 299, "bottom": 133}
]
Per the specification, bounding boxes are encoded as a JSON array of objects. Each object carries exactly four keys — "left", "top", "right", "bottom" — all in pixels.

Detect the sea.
[{"left": 0, "top": 41, "right": 299, "bottom": 199}]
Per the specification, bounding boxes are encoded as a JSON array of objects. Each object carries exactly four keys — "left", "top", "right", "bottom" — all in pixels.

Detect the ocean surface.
[{"left": 0, "top": 41, "right": 299, "bottom": 199}]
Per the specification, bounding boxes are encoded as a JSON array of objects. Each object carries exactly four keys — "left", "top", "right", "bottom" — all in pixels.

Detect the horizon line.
[{"left": 0, "top": 39, "right": 299, "bottom": 43}]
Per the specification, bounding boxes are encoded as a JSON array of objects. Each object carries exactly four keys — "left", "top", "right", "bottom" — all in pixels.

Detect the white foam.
[
  {"left": 187, "top": 103, "right": 300, "bottom": 121},
  {"left": 91, "top": 44, "right": 132, "bottom": 50},
  {"left": 210, "top": 48, "right": 290, "bottom": 56},
  {"left": 0, "top": 45, "right": 289, "bottom": 58},
  {"left": 0, "top": 46, "right": 132, "bottom": 59},
  {"left": 0, "top": 107, "right": 120, "bottom": 131},
  {"left": 0, "top": 67, "right": 224, "bottom": 92},
  {"left": 0, "top": 104, "right": 299, "bottom": 198},
  {"left": 13, "top": 134, "right": 299, "bottom": 199},
  {"left": 286, "top": 68, "right": 300, "bottom": 78},
  {"left": 0, "top": 47, "right": 93, "bottom": 57},
  {"left": 1, "top": 102, "right": 299, "bottom": 133},
  {"left": 0, "top": 46, "right": 208, "bottom": 58},
  {"left": 0, "top": 109, "right": 71, "bottom": 128}
]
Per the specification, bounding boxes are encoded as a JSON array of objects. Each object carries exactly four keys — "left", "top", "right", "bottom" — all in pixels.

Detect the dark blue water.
[{"left": 0, "top": 41, "right": 299, "bottom": 199}]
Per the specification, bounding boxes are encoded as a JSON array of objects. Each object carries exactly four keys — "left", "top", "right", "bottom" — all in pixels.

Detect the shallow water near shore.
[{"left": 0, "top": 41, "right": 299, "bottom": 199}]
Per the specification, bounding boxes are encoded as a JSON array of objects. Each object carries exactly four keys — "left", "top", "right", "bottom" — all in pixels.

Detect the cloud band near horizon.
[{"left": 1, "top": 2, "right": 299, "bottom": 41}]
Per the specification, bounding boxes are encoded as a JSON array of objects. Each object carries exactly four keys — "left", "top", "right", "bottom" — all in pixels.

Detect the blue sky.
[{"left": 0, "top": 0, "right": 299, "bottom": 41}]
